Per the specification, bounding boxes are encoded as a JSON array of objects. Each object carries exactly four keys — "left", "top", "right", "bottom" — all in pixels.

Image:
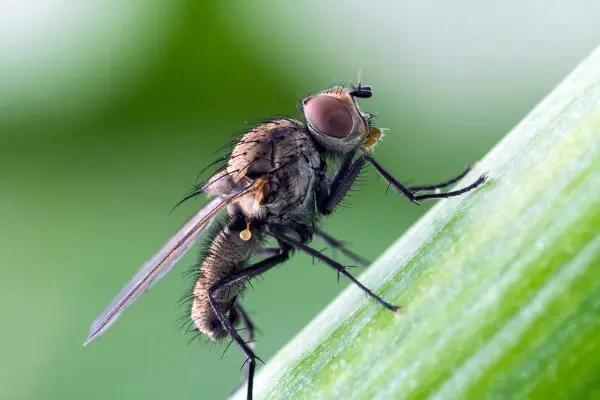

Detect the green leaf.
[{"left": 233, "top": 47, "right": 600, "bottom": 400}]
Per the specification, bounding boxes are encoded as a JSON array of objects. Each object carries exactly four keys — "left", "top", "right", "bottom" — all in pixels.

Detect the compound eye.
[{"left": 303, "top": 95, "right": 353, "bottom": 138}]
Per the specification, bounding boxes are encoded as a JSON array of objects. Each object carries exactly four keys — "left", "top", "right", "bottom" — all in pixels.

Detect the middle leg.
[
  {"left": 268, "top": 227, "right": 401, "bottom": 314},
  {"left": 314, "top": 228, "right": 371, "bottom": 267}
]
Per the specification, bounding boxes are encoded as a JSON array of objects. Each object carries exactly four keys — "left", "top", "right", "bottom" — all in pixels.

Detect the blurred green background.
[{"left": 1, "top": 2, "right": 599, "bottom": 399}]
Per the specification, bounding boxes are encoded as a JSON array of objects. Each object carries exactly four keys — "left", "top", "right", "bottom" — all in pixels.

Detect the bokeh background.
[{"left": 1, "top": 2, "right": 599, "bottom": 399}]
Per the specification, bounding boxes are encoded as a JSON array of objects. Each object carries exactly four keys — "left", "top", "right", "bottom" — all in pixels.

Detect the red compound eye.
[{"left": 303, "top": 95, "right": 353, "bottom": 138}]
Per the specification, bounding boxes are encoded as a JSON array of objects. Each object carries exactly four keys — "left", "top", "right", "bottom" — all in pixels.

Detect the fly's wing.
[{"left": 84, "top": 185, "right": 253, "bottom": 345}]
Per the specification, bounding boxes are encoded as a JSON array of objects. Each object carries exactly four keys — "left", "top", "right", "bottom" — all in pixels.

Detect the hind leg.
[
  {"left": 209, "top": 248, "right": 290, "bottom": 400},
  {"left": 229, "top": 303, "right": 258, "bottom": 382}
]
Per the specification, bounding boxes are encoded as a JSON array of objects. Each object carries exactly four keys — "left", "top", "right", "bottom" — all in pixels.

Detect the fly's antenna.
[{"left": 349, "top": 68, "right": 372, "bottom": 99}]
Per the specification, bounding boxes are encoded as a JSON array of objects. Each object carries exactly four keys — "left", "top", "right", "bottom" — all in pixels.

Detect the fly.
[{"left": 84, "top": 82, "right": 486, "bottom": 399}]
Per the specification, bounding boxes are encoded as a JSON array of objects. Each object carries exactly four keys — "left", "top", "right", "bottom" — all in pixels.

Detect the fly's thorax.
[
  {"left": 227, "top": 119, "right": 307, "bottom": 182},
  {"left": 204, "top": 118, "right": 314, "bottom": 209},
  {"left": 191, "top": 217, "right": 259, "bottom": 341},
  {"left": 207, "top": 118, "right": 323, "bottom": 225}
]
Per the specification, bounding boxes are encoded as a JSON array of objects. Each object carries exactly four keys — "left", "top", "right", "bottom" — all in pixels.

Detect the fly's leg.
[
  {"left": 317, "top": 152, "right": 484, "bottom": 208},
  {"left": 268, "top": 227, "right": 401, "bottom": 314},
  {"left": 364, "top": 154, "right": 486, "bottom": 203},
  {"left": 252, "top": 246, "right": 281, "bottom": 259},
  {"left": 407, "top": 164, "right": 474, "bottom": 192},
  {"left": 235, "top": 304, "right": 257, "bottom": 348},
  {"left": 256, "top": 234, "right": 370, "bottom": 267},
  {"left": 255, "top": 234, "right": 370, "bottom": 267},
  {"left": 314, "top": 228, "right": 371, "bottom": 267},
  {"left": 318, "top": 151, "right": 368, "bottom": 215},
  {"left": 234, "top": 303, "right": 257, "bottom": 381},
  {"left": 209, "top": 248, "right": 290, "bottom": 400}
]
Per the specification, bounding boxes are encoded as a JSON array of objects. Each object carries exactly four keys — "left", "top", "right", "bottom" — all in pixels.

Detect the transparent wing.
[{"left": 84, "top": 185, "right": 253, "bottom": 345}]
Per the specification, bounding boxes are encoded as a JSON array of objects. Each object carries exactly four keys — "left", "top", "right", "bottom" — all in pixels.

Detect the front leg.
[
  {"left": 318, "top": 152, "right": 369, "bottom": 215},
  {"left": 364, "top": 154, "right": 486, "bottom": 203},
  {"left": 318, "top": 152, "right": 485, "bottom": 213}
]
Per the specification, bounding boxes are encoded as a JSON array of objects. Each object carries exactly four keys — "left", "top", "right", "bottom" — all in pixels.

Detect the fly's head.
[{"left": 301, "top": 83, "right": 382, "bottom": 154}]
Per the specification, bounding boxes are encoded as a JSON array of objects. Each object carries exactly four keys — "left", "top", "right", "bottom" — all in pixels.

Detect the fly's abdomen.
[
  {"left": 191, "top": 218, "right": 258, "bottom": 340},
  {"left": 191, "top": 218, "right": 258, "bottom": 341}
]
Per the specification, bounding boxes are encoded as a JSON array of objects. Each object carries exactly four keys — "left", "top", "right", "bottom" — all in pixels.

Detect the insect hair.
[
  {"left": 177, "top": 212, "right": 269, "bottom": 343},
  {"left": 173, "top": 117, "right": 301, "bottom": 211}
]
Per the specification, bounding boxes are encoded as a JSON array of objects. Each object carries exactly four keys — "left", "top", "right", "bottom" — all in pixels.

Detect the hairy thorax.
[{"left": 206, "top": 119, "right": 324, "bottom": 229}]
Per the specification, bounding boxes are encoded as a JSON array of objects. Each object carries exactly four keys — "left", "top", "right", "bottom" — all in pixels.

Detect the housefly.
[{"left": 84, "top": 83, "right": 486, "bottom": 399}]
